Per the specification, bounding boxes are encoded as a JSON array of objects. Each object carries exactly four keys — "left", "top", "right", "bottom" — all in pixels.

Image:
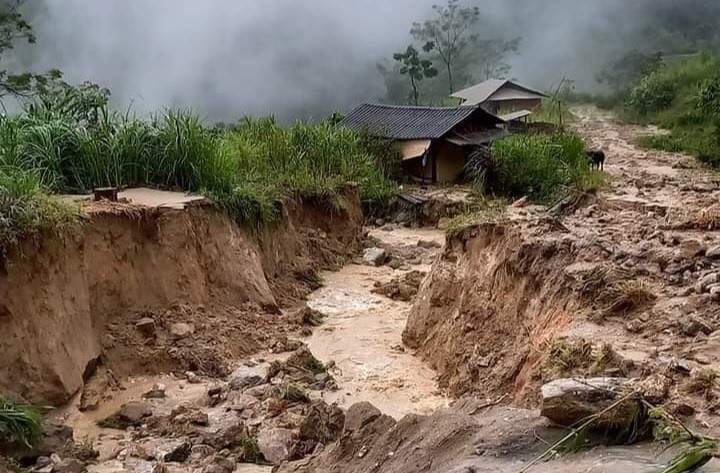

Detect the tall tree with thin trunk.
[
  {"left": 393, "top": 45, "right": 438, "bottom": 105},
  {"left": 411, "top": 0, "right": 479, "bottom": 95}
]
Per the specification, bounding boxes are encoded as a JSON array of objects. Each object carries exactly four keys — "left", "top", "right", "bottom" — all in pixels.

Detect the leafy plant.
[
  {"left": 0, "top": 400, "right": 44, "bottom": 448},
  {"left": 393, "top": 45, "right": 438, "bottom": 105},
  {"left": 627, "top": 72, "right": 677, "bottom": 115}
]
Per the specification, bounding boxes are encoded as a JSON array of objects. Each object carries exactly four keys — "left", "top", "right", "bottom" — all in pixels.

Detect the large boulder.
[{"left": 540, "top": 378, "right": 639, "bottom": 429}]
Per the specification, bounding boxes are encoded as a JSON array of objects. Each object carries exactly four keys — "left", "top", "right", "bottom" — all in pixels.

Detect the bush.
[
  {"left": 627, "top": 72, "right": 677, "bottom": 115},
  {"left": 490, "top": 133, "right": 592, "bottom": 203},
  {"left": 0, "top": 400, "right": 44, "bottom": 448},
  {"left": 0, "top": 89, "right": 397, "bottom": 233},
  {"left": 0, "top": 168, "right": 79, "bottom": 251}
]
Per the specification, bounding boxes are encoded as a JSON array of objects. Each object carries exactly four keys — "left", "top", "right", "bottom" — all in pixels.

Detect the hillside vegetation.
[
  {"left": 0, "top": 85, "right": 396, "bottom": 250},
  {"left": 618, "top": 54, "right": 720, "bottom": 167}
]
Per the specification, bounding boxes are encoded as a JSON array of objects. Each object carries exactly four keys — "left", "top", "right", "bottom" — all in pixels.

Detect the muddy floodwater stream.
[{"left": 307, "top": 228, "right": 449, "bottom": 418}]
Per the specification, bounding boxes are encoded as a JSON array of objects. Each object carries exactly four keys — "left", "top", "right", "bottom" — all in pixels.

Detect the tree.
[
  {"left": 0, "top": 0, "right": 62, "bottom": 103},
  {"left": 393, "top": 45, "right": 438, "bottom": 106},
  {"left": 411, "top": 0, "right": 479, "bottom": 94},
  {"left": 475, "top": 37, "right": 521, "bottom": 80},
  {"left": 596, "top": 50, "right": 663, "bottom": 93}
]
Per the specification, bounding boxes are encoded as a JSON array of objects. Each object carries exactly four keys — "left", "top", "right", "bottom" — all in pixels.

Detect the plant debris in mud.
[
  {"left": 543, "top": 339, "right": 626, "bottom": 380},
  {"left": 0, "top": 401, "right": 44, "bottom": 448}
]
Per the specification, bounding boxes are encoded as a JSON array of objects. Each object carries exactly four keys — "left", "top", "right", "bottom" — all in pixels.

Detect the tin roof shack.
[
  {"left": 451, "top": 79, "right": 548, "bottom": 115},
  {"left": 341, "top": 103, "right": 506, "bottom": 184}
]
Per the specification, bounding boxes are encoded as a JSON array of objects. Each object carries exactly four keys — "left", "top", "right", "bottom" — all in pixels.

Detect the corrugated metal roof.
[
  {"left": 340, "top": 103, "right": 502, "bottom": 140},
  {"left": 451, "top": 79, "right": 547, "bottom": 106}
]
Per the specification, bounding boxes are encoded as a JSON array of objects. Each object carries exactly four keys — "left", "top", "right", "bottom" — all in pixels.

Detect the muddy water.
[{"left": 307, "top": 227, "right": 449, "bottom": 418}]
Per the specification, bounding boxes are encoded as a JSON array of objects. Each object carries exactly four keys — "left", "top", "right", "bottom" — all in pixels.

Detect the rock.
[
  {"left": 170, "top": 323, "right": 195, "bottom": 340},
  {"left": 707, "top": 246, "right": 720, "bottom": 259},
  {"left": 344, "top": 402, "right": 382, "bottom": 432},
  {"left": 162, "top": 441, "right": 192, "bottom": 463},
  {"left": 696, "top": 273, "right": 720, "bottom": 293},
  {"left": 244, "top": 384, "right": 270, "bottom": 398},
  {"left": 51, "top": 459, "right": 86, "bottom": 473},
  {"left": 35, "top": 456, "right": 52, "bottom": 469},
  {"left": 540, "top": 378, "right": 639, "bottom": 429},
  {"left": 374, "top": 218, "right": 385, "bottom": 227},
  {"left": 437, "top": 218, "right": 451, "bottom": 230},
  {"left": 228, "top": 366, "right": 265, "bottom": 391},
  {"left": 30, "top": 421, "right": 74, "bottom": 457},
  {"left": 298, "top": 401, "right": 345, "bottom": 444},
  {"left": 363, "top": 247, "right": 387, "bottom": 266},
  {"left": 681, "top": 316, "right": 715, "bottom": 337},
  {"left": 397, "top": 283, "right": 416, "bottom": 302},
  {"left": 386, "top": 259, "right": 403, "bottom": 270},
  {"left": 227, "top": 393, "right": 260, "bottom": 412},
  {"left": 135, "top": 318, "right": 156, "bottom": 337},
  {"left": 142, "top": 383, "right": 166, "bottom": 399},
  {"left": 99, "top": 402, "right": 152, "bottom": 429},
  {"left": 417, "top": 239, "right": 441, "bottom": 249},
  {"left": 185, "top": 371, "right": 202, "bottom": 384},
  {"left": 257, "top": 427, "right": 295, "bottom": 465},
  {"left": 202, "top": 457, "right": 235, "bottom": 473}
]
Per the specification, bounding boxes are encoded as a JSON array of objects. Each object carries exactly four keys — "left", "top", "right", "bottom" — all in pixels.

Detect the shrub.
[
  {"left": 627, "top": 72, "right": 677, "bottom": 116},
  {"left": 0, "top": 400, "right": 44, "bottom": 448},
  {"left": 490, "top": 133, "right": 591, "bottom": 203},
  {"left": 0, "top": 168, "right": 79, "bottom": 251}
]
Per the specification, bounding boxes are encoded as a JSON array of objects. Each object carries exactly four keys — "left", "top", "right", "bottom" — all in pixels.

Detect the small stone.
[
  {"left": 135, "top": 318, "right": 156, "bottom": 337},
  {"left": 51, "top": 459, "right": 86, "bottom": 473},
  {"left": 228, "top": 366, "right": 265, "bottom": 391},
  {"left": 257, "top": 427, "right": 295, "bottom": 464},
  {"left": 99, "top": 402, "right": 152, "bottom": 429},
  {"left": 417, "top": 239, "right": 441, "bottom": 249},
  {"left": 244, "top": 384, "right": 270, "bottom": 398},
  {"left": 363, "top": 247, "right": 387, "bottom": 266},
  {"left": 170, "top": 323, "right": 195, "bottom": 340},
  {"left": 142, "top": 383, "right": 166, "bottom": 399},
  {"left": 185, "top": 371, "right": 201, "bottom": 384},
  {"left": 682, "top": 316, "right": 715, "bottom": 337},
  {"left": 386, "top": 259, "right": 403, "bottom": 270},
  {"left": 344, "top": 402, "right": 381, "bottom": 432},
  {"left": 707, "top": 246, "right": 720, "bottom": 259},
  {"left": 163, "top": 440, "right": 192, "bottom": 463},
  {"left": 695, "top": 355, "right": 711, "bottom": 365}
]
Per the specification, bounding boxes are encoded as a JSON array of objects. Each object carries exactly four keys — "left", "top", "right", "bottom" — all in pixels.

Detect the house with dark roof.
[
  {"left": 451, "top": 79, "right": 547, "bottom": 116},
  {"left": 341, "top": 103, "right": 506, "bottom": 184}
]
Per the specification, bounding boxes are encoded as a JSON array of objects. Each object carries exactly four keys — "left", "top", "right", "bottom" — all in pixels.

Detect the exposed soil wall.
[
  {"left": 403, "top": 221, "right": 581, "bottom": 404},
  {"left": 0, "top": 191, "right": 362, "bottom": 406}
]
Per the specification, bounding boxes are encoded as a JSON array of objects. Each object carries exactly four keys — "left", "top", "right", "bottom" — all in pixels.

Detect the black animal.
[{"left": 586, "top": 150, "right": 606, "bottom": 170}]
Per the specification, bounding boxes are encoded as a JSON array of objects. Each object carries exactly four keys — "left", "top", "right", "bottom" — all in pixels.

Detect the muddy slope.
[
  {"left": 0, "top": 193, "right": 361, "bottom": 406},
  {"left": 403, "top": 220, "right": 581, "bottom": 403}
]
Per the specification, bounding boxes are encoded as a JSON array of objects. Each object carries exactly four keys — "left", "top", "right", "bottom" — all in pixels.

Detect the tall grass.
[
  {"left": 490, "top": 133, "right": 594, "bottom": 203},
  {"left": 0, "top": 94, "right": 396, "bottom": 232},
  {"left": 0, "top": 168, "right": 79, "bottom": 251},
  {"left": 0, "top": 400, "right": 44, "bottom": 448}
]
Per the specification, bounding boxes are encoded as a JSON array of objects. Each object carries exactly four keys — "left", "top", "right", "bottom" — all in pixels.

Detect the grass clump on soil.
[
  {"left": 483, "top": 132, "right": 600, "bottom": 204},
  {"left": 239, "top": 437, "right": 264, "bottom": 464},
  {"left": 605, "top": 279, "right": 657, "bottom": 317},
  {"left": 0, "top": 85, "right": 397, "bottom": 238},
  {"left": 0, "top": 168, "right": 79, "bottom": 251},
  {"left": 0, "top": 400, "right": 44, "bottom": 448},
  {"left": 445, "top": 198, "right": 507, "bottom": 238}
]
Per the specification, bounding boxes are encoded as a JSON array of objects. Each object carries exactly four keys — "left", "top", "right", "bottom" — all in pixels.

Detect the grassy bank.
[
  {"left": 467, "top": 132, "right": 603, "bottom": 204},
  {"left": 619, "top": 54, "right": 720, "bottom": 166},
  {"left": 0, "top": 89, "right": 396, "bottom": 248}
]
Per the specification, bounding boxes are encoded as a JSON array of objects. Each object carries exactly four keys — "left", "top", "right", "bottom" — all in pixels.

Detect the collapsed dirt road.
[{"left": 11, "top": 108, "right": 720, "bottom": 473}]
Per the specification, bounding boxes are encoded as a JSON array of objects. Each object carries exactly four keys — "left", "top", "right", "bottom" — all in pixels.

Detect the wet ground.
[{"left": 307, "top": 227, "right": 449, "bottom": 418}]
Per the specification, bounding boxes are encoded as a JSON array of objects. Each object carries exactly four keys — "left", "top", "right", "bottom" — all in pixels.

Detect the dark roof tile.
[{"left": 340, "top": 103, "right": 502, "bottom": 140}]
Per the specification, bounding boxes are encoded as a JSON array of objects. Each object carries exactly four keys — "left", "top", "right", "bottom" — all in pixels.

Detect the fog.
[{"left": 20, "top": 0, "right": 709, "bottom": 121}]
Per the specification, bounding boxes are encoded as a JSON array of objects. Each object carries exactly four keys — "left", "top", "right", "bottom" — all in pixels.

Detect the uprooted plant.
[
  {"left": 0, "top": 400, "right": 44, "bottom": 448},
  {"left": 522, "top": 384, "right": 719, "bottom": 473}
]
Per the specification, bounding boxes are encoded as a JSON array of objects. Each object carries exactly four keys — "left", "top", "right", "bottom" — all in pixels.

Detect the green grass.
[
  {"left": 0, "top": 401, "right": 44, "bottom": 448},
  {"left": 0, "top": 168, "right": 79, "bottom": 252},
  {"left": 0, "top": 90, "right": 397, "bottom": 240},
  {"left": 625, "top": 54, "right": 720, "bottom": 166},
  {"left": 489, "top": 132, "right": 594, "bottom": 203}
]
